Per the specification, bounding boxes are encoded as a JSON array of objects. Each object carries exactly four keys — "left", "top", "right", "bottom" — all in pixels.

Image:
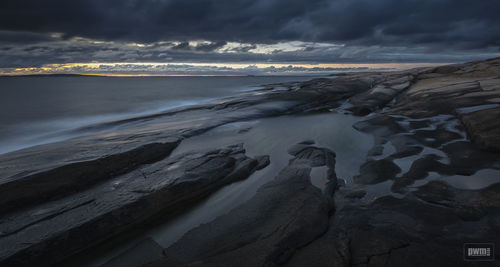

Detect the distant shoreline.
[
  {"left": 0, "top": 73, "right": 252, "bottom": 78},
  {"left": 0, "top": 73, "right": 336, "bottom": 78}
]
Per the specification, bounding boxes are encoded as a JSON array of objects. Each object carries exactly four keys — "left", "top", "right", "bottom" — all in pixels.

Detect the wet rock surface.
[
  {"left": 148, "top": 143, "right": 336, "bottom": 266},
  {"left": 287, "top": 193, "right": 500, "bottom": 267},
  {"left": 1, "top": 57, "right": 500, "bottom": 266},
  {"left": 101, "top": 238, "right": 165, "bottom": 267},
  {"left": 0, "top": 139, "right": 181, "bottom": 215},
  {"left": 0, "top": 144, "right": 268, "bottom": 267},
  {"left": 460, "top": 107, "right": 500, "bottom": 152},
  {"left": 287, "top": 57, "right": 500, "bottom": 266}
]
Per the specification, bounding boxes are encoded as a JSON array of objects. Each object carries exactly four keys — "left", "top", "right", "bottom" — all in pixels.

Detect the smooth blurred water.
[{"left": 0, "top": 75, "right": 319, "bottom": 154}]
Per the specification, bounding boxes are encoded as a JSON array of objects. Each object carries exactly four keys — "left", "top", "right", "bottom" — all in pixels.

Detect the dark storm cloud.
[
  {"left": 1, "top": 0, "right": 499, "bottom": 48},
  {"left": 195, "top": 41, "right": 228, "bottom": 52},
  {"left": 170, "top": 41, "right": 228, "bottom": 52},
  {"left": 171, "top": 42, "right": 190, "bottom": 50},
  {"left": 231, "top": 44, "right": 257, "bottom": 53},
  {"left": 0, "top": 31, "right": 57, "bottom": 44},
  {"left": 0, "top": 0, "right": 499, "bottom": 69}
]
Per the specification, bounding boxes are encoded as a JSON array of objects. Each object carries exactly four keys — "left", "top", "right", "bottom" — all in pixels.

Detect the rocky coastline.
[{"left": 1, "top": 57, "right": 500, "bottom": 266}]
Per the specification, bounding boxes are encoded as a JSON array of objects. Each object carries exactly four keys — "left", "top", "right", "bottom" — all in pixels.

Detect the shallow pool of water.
[
  {"left": 412, "top": 169, "right": 500, "bottom": 190},
  {"left": 150, "top": 112, "right": 373, "bottom": 247}
]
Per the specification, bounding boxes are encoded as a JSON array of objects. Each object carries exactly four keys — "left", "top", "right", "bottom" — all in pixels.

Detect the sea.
[{"left": 0, "top": 75, "right": 322, "bottom": 155}]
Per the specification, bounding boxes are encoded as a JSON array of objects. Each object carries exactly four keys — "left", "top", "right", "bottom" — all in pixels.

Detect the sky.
[{"left": 0, "top": 0, "right": 499, "bottom": 76}]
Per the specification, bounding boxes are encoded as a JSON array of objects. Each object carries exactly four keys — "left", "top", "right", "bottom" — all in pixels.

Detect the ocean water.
[{"left": 0, "top": 75, "right": 320, "bottom": 154}]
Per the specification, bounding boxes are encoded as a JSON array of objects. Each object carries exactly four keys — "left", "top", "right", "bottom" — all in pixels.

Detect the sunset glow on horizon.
[{"left": 0, "top": 61, "right": 447, "bottom": 76}]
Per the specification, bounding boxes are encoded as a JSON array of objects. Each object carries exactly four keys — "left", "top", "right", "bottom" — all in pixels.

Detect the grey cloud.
[
  {"left": 0, "top": 0, "right": 499, "bottom": 67},
  {"left": 1, "top": 0, "right": 499, "bottom": 48},
  {"left": 170, "top": 41, "right": 227, "bottom": 52},
  {"left": 195, "top": 41, "right": 227, "bottom": 52},
  {"left": 172, "top": 42, "right": 191, "bottom": 50},
  {"left": 0, "top": 31, "right": 57, "bottom": 44}
]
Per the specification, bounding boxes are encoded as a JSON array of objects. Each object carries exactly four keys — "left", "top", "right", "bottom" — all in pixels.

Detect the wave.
[{"left": 0, "top": 98, "right": 215, "bottom": 155}]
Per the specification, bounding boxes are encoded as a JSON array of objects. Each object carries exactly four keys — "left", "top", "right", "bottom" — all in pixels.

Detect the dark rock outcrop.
[
  {"left": 354, "top": 159, "right": 401, "bottom": 185},
  {"left": 150, "top": 143, "right": 337, "bottom": 267},
  {"left": 460, "top": 107, "right": 500, "bottom": 152},
  {"left": 0, "top": 144, "right": 268, "bottom": 267},
  {"left": 102, "top": 238, "right": 166, "bottom": 267},
  {"left": 348, "top": 73, "right": 414, "bottom": 115},
  {"left": 414, "top": 181, "right": 500, "bottom": 220},
  {"left": 286, "top": 58, "right": 500, "bottom": 266},
  {"left": 287, "top": 192, "right": 500, "bottom": 267},
  {"left": 0, "top": 140, "right": 181, "bottom": 215}
]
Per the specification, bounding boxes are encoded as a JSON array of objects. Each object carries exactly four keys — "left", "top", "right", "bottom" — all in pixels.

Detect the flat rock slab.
[
  {"left": 147, "top": 143, "right": 337, "bottom": 267},
  {"left": 460, "top": 107, "right": 500, "bottom": 152},
  {"left": 0, "top": 144, "right": 269, "bottom": 267},
  {"left": 101, "top": 238, "right": 165, "bottom": 267},
  {"left": 0, "top": 139, "right": 181, "bottom": 215},
  {"left": 287, "top": 190, "right": 500, "bottom": 267}
]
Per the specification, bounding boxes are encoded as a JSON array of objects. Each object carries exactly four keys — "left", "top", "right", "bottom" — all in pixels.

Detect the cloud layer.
[{"left": 0, "top": 0, "right": 499, "bottom": 72}]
